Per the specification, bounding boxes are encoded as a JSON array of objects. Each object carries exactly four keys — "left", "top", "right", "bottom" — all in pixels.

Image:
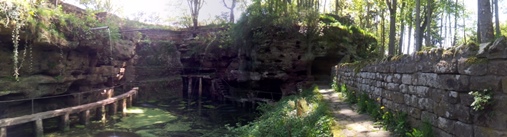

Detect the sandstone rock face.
[{"left": 334, "top": 37, "right": 507, "bottom": 137}]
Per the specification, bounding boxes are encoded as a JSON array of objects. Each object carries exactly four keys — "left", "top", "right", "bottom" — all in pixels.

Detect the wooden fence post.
[
  {"left": 1, "top": 127, "right": 6, "bottom": 137},
  {"left": 95, "top": 106, "right": 105, "bottom": 121},
  {"left": 122, "top": 99, "right": 127, "bottom": 117},
  {"left": 34, "top": 119, "right": 43, "bottom": 137},
  {"left": 79, "top": 110, "right": 90, "bottom": 125},
  {"left": 59, "top": 113, "right": 70, "bottom": 131}
]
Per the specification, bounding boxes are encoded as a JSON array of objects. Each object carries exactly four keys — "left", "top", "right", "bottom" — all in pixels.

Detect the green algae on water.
[{"left": 115, "top": 107, "right": 177, "bottom": 129}]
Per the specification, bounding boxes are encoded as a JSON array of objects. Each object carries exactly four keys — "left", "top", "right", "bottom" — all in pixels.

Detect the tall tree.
[
  {"left": 478, "top": 0, "right": 494, "bottom": 43},
  {"left": 223, "top": 0, "right": 237, "bottom": 23},
  {"left": 494, "top": 0, "right": 501, "bottom": 37},
  {"left": 398, "top": 1, "right": 406, "bottom": 54},
  {"left": 386, "top": 0, "right": 397, "bottom": 56},
  {"left": 424, "top": 0, "right": 433, "bottom": 47},
  {"left": 414, "top": 0, "right": 422, "bottom": 51},
  {"left": 188, "top": 0, "right": 204, "bottom": 36}
]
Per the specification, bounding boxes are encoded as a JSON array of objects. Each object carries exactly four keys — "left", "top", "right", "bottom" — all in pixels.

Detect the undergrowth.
[
  {"left": 335, "top": 83, "right": 433, "bottom": 137},
  {"left": 226, "top": 85, "right": 334, "bottom": 137}
]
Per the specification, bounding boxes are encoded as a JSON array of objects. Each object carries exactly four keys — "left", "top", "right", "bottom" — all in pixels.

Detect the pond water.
[{"left": 43, "top": 97, "right": 257, "bottom": 137}]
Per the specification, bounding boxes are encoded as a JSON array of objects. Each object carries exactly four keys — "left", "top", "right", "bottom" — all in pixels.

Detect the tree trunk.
[
  {"left": 387, "top": 0, "right": 397, "bottom": 56},
  {"left": 424, "top": 0, "right": 433, "bottom": 47},
  {"left": 414, "top": 0, "right": 422, "bottom": 51},
  {"left": 478, "top": 0, "right": 494, "bottom": 43},
  {"left": 407, "top": 23, "right": 413, "bottom": 53},
  {"left": 381, "top": 9, "right": 386, "bottom": 56},
  {"left": 494, "top": 0, "right": 501, "bottom": 37},
  {"left": 453, "top": 0, "right": 458, "bottom": 46},
  {"left": 398, "top": 2, "right": 406, "bottom": 55}
]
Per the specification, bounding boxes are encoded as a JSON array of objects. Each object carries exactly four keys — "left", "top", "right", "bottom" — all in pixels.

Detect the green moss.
[
  {"left": 465, "top": 56, "right": 488, "bottom": 64},
  {"left": 115, "top": 107, "right": 177, "bottom": 129}
]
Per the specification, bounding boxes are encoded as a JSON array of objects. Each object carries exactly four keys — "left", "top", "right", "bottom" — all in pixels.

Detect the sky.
[{"left": 63, "top": 0, "right": 249, "bottom": 26}]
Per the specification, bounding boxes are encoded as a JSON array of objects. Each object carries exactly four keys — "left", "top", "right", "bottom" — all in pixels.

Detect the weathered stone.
[
  {"left": 477, "top": 42, "right": 492, "bottom": 57},
  {"left": 392, "top": 92, "right": 404, "bottom": 104},
  {"left": 399, "top": 84, "right": 409, "bottom": 94},
  {"left": 434, "top": 51, "right": 458, "bottom": 74},
  {"left": 429, "top": 89, "right": 446, "bottom": 103},
  {"left": 488, "top": 60, "right": 507, "bottom": 76},
  {"left": 392, "top": 74, "right": 401, "bottom": 83},
  {"left": 469, "top": 75, "right": 501, "bottom": 91},
  {"left": 421, "top": 111, "right": 438, "bottom": 126},
  {"left": 414, "top": 86, "right": 430, "bottom": 98},
  {"left": 405, "top": 94, "right": 419, "bottom": 108},
  {"left": 487, "top": 36, "right": 507, "bottom": 59},
  {"left": 433, "top": 127, "right": 453, "bottom": 137},
  {"left": 386, "top": 83, "right": 400, "bottom": 91},
  {"left": 414, "top": 73, "right": 438, "bottom": 86},
  {"left": 418, "top": 98, "right": 434, "bottom": 111},
  {"left": 500, "top": 77, "right": 507, "bottom": 94},
  {"left": 453, "top": 121, "right": 473, "bottom": 137},
  {"left": 437, "top": 117, "right": 454, "bottom": 132},
  {"left": 457, "top": 57, "right": 488, "bottom": 76},
  {"left": 447, "top": 91, "right": 459, "bottom": 104},
  {"left": 437, "top": 75, "right": 470, "bottom": 91},
  {"left": 453, "top": 104, "right": 472, "bottom": 123},
  {"left": 434, "top": 102, "right": 453, "bottom": 118},
  {"left": 459, "top": 92, "right": 474, "bottom": 107},
  {"left": 401, "top": 74, "right": 412, "bottom": 84},
  {"left": 474, "top": 126, "right": 507, "bottom": 137},
  {"left": 407, "top": 107, "right": 422, "bottom": 119}
]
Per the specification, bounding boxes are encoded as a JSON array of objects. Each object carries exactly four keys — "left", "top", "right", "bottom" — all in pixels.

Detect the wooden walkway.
[{"left": 0, "top": 87, "right": 139, "bottom": 137}]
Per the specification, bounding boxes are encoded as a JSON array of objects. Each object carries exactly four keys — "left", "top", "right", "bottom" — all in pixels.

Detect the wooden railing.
[{"left": 0, "top": 87, "right": 139, "bottom": 137}]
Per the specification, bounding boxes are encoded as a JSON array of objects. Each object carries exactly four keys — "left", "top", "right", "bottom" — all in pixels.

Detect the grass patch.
[{"left": 226, "top": 85, "right": 334, "bottom": 137}]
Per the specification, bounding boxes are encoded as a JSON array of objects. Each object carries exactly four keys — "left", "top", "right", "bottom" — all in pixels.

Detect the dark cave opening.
[{"left": 312, "top": 55, "right": 342, "bottom": 82}]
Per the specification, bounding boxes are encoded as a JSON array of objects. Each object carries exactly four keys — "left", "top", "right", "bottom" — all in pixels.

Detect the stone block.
[
  {"left": 433, "top": 127, "right": 453, "bottom": 137},
  {"left": 399, "top": 84, "right": 409, "bottom": 94},
  {"left": 469, "top": 75, "right": 501, "bottom": 91},
  {"left": 474, "top": 126, "right": 507, "bottom": 137},
  {"left": 453, "top": 104, "right": 471, "bottom": 123},
  {"left": 386, "top": 83, "right": 400, "bottom": 91},
  {"left": 418, "top": 98, "right": 434, "bottom": 112},
  {"left": 452, "top": 121, "right": 473, "bottom": 137},
  {"left": 486, "top": 36, "right": 507, "bottom": 59},
  {"left": 447, "top": 91, "right": 459, "bottom": 104},
  {"left": 437, "top": 117, "right": 454, "bottom": 132},
  {"left": 437, "top": 75, "right": 470, "bottom": 91},
  {"left": 392, "top": 74, "right": 401, "bottom": 83},
  {"left": 429, "top": 89, "right": 446, "bottom": 103},
  {"left": 434, "top": 102, "right": 453, "bottom": 118},
  {"left": 434, "top": 59, "right": 458, "bottom": 74},
  {"left": 414, "top": 73, "right": 438, "bottom": 86},
  {"left": 401, "top": 74, "right": 412, "bottom": 84},
  {"left": 459, "top": 92, "right": 474, "bottom": 107},
  {"left": 392, "top": 92, "right": 405, "bottom": 104},
  {"left": 457, "top": 57, "right": 488, "bottom": 76},
  {"left": 407, "top": 107, "right": 422, "bottom": 119},
  {"left": 488, "top": 60, "right": 507, "bottom": 76},
  {"left": 405, "top": 95, "right": 419, "bottom": 108},
  {"left": 477, "top": 42, "right": 492, "bottom": 57},
  {"left": 421, "top": 111, "right": 438, "bottom": 126},
  {"left": 414, "top": 86, "right": 430, "bottom": 98}
]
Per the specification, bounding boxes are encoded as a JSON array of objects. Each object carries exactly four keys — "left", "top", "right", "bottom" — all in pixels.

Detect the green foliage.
[
  {"left": 407, "top": 121, "right": 433, "bottom": 137},
  {"left": 469, "top": 89, "right": 494, "bottom": 111},
  {"left": 227, "top": 86, "right": 333, "bottom": 137}
]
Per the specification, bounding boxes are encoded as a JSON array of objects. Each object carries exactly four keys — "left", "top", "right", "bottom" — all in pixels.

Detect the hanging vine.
[{"left": 0, "top": 1, "right": 34, "bottom": 81}]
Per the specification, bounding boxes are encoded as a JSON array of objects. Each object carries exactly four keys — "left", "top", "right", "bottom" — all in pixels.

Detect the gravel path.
[{"left": 319, "top": 85, "right": 391, "bottom": 137}]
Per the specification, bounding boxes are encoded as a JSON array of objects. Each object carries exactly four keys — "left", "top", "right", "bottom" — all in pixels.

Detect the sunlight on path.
[{"left": 318, "top": 85, "right": 391, "bottom": 137}]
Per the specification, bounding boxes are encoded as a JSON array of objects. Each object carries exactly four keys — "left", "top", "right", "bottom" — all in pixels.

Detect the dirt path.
[{"left": 318, "top": 85, "right": 391, "bottom": 137}]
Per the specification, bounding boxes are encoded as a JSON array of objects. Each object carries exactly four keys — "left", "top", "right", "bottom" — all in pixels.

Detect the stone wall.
[{"left": 334, "top": 37, "right": 507, "bottom": 137}]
